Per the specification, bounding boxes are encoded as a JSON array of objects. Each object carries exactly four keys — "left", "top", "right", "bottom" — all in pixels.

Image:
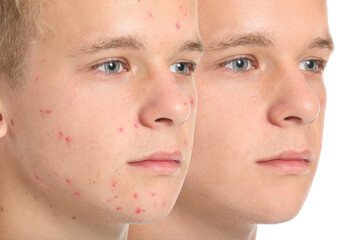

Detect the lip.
[
  {"left": 256, "top": 150, "right": 312, "bottom": 174},
  {"left": 127, "top": 151, "right": 183, "bottom": 175}
]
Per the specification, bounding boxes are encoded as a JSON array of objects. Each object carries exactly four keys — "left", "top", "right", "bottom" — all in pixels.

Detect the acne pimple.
[
  {"left": 148, "top": 11, "right": 153, "bottom": 18},
  {"left": 183, "top": 102, "right": 188, "bottom": 106},
  {"left": 119, "top": 128, "right": 124, "bottom": 133},
  {"left": 136, "top": 207, "right": 142, "bottom": 214},
  {"left": 0, "top": 206, "right": 3, "bottom": 212},
  {"left": 112, "top": 181, "right": 118, "bottom": 187},
  {"left": 74, "top": 191, "right": 80, "bottom": 196},
  {"left": 185, "top": 11, "right": 187, "bottom": 17},
  {"left": 35, "top": 176, "right": 40, "bottom": 181},
  {"left": 65, "top": 137, "right": 71, "bottom": 143},
  {"left": 72, "top": 216, "right": 76, "bottom": 220},
  {"left": 134, "top": 123, "right": 139, "bottom": 129},
  {"left": 36, "top": 77, "right": 39, "bottom": 82},
  {"left": 176, "top": 23, "right": 181, "bottom": 29},
  {"left": 65, "top": 179, "right": 72, "bottom": 184},
  {"left": 45, "top": 110, "right": 51, "bottom": 114},
  {"left": 190, "top": 97, "right": 194, "bottom": 105},
  {"left": 49, "top": 204, "right": 53, "bottom": 208},
  {"left": 116, "top": 207, "right": 122, "bottom": 211},
  {"left": 179, "top": 5, "right": 183, "bottom": 9},
  {"left": 133, "top": 193, "right": 139, "bottom": 198},
  {"left": 184, "top": 139, "right": 187, "bottom": 145},
  {"left": 150, "top": 192, "right": 156, "bottom": 197},
  {"left": 107, "top": 199, "right": 111, "bottom": 203},
  {"left": 162, "top": 201, "right": 167, "bottom": 207}
]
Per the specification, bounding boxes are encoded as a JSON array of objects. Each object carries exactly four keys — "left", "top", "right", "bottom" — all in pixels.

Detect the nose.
[
  {"left": 139, "top": 70, "right": 192, "bottom": 129},
  {"left": 267, "top": 66, "right": 321, "bottom": 127}
]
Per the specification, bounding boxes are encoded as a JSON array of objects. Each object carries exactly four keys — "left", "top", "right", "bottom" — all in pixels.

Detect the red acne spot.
[
  {"left": 58, "top": 132, "right": 63, "bottom": 139},
  {"left": 153, "top": 203, "right": 158, "bottom": 208},
  {"left": 190, "top": 97, "right": 194, "bottom": 105},
  {"left": 183, "top": 102, "right": 188, "bottom": 106},
  {"left": 133, "top": 193, "right": 139, "bottom": 198},
  {"left": 176, "top": 23, "right": 181, "bottom": 29},
  {"left": 116, "top": 207, "right": 122, "bottom": 211},
  {"left": 112, "top": 181, "right": 118, "bottom": 187},
  {"left": 114, "top": 195, "right": 118, "bottom": 199},
  {"left": 74, "top": 191, "right": 80, "bottom": 196},
  {"left": 40, "top": 110, "right": 44, "bottom": 113},
  {"left": 179, "top": 5, "right": 183, "bottom": 9},
  {"left": 148, "top": 11, "right": 153, "bottom": 18},
  {"left": 45, "top": 110, "right": 51, "bottom": 114},
  {"left": 119, "top": 128, "right": 124, "bottom": 133},
  {"left": 150, "top": 192, "right": 156, "bottom": 197},
  {"left": 65, "top": 137, "right": 71, "bottom": 143},
  {"left": 184, "top": 139, "right": 187, "bottom": 146},
  {"left": 35, "top": 176, "right": 40, "bottom": 181},
  {"left": 162, "top": 201, "right": 167, "bottom": 207},
  {"left": 36, "top": 77, "right": 40, "bottom": 82},
  {"left": 134, "top": 123, "right": 139, "bottom": 129},
  {"left": 65, "top": 179, "right": 72, "bottom": 184},
  {"left": 107, "top": 199, "right": 111, "bottom": 203},
  {"left": 185, "top": 11, "right": 187, "bottom": 17},
  {"left": 136, "top": 207, "right": 142, "bottom": 214}
]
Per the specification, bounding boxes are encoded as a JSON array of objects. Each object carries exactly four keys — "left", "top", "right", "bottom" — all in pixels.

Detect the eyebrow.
[
  {"left": 179, "top": 40, "right": 204, "bottom": 53},
  {"left": 206, "top": 32, "right": 274, "bottom": 51},
  {"left": 308, "top": 37, "right": 334, "bottom": 51},
  {"left": 71, "top": 35, "right": 145, "bottom": 57}
]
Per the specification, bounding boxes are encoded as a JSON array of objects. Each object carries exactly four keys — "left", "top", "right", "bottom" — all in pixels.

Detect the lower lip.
[
  {"left": 256, "top": 159, "right": 310, "bottom": 174},
  {"left": 127, "top": 160, "right": 181, "bottom": 175}
]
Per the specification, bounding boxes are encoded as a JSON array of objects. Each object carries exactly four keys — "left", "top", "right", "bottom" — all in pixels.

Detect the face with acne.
[
  {"left": 0, "top": 0, "right": 201, "bottom": 224},
  {"left": 180, "top": 0, "right": 333, "bottom": 224}
]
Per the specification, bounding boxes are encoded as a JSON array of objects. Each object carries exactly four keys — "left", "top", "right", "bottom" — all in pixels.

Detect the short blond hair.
[{"left": 0, "top": 0, "right": 44, "bottom": 87}]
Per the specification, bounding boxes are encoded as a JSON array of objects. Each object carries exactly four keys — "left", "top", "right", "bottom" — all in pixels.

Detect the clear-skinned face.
[
  {"left": 182, "top": 0, "right": 333, "bottom": 224},
  {"left": 0, "top": 0, "right": 202, "bottom": 225}
]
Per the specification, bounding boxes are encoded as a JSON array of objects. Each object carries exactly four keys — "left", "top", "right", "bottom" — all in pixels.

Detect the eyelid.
[
  {"left": 301, "top": 57, "right": 328, "bottom": 73},
  {"left": 172, "top": 60, "right": 198, "bottom": 75}
]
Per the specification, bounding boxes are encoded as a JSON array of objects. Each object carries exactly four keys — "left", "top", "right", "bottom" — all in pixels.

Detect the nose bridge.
[
  {"left": 267, "top": 63, "right": 320, "bottom": 126},
  {"left": 138, "top": 66, "right": 191, "bottom": 129}
]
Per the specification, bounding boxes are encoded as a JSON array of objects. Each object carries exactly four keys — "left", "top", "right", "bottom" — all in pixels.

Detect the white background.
[{"left": 257, "top": 1, "right": 360, "bottom": 239}]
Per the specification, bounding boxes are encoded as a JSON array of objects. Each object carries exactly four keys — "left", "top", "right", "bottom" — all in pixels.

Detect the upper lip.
[
  {"left": 256, "top": 150, "right": 312, "bottom": 163},
  {"left": 127, "top": 151, "right": 183, "bottom": 164}
]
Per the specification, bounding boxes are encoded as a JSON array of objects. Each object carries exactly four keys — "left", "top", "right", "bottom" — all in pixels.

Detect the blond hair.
[{"left": 0, "top": 0, "right": 44, "bottom": 87}]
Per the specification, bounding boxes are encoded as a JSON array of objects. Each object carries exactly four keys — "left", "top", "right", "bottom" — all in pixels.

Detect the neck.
[
  {"left": 0, "top": 149, "right": 128, "bottom": 240},
  {"left": 128, "top": 192, "right": 257, "bottom": 240}
]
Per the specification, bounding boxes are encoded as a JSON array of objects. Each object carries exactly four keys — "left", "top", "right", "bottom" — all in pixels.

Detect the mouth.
[
  {"left": 256, "top": 150, "right": 312, "bottom": 174},
  {"left": 127, "top": 151, "right": 183, "bottom": 175}
]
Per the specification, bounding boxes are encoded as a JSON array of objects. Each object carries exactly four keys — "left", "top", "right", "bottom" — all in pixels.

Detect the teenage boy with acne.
[
  {"left": 130, "top": 0, "right": 334, "bottom": 239},
  {"left": 0, "top": 0, "right": 203, "bottom": 239}
]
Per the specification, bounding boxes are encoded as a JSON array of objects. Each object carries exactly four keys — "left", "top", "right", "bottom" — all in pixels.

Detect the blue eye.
[
  {"left": 170, "top": 62, "right": 195, "bottom": 75},
  {"left": 223, "top": 59, "right": 253, "bottom": 72},
  {"left": 299, "top": 60, "right": 323, "bottom": 72},
  {"left": 96, "top": 61, "right": 125, "bottom": 74}
]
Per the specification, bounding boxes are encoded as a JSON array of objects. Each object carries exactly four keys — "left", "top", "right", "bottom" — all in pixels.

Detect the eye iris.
[
  {"left": 176, "top": 63, "right": 188, "bottom": 73},
  {"left": 305, "top": 60, "right": 317, "bottom": 71},
  {"left": 105, "top": 62, "right": 119, "bottom": 72},
  {"left": 232, "top": 59, "right": 248, "bottom": 71}
]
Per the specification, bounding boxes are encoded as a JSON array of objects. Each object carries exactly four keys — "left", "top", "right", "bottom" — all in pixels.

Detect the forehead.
[
  {"left": 198, "top": 0, "right": 330, "bottom": 48},
  {"left": 43, "top": 0, "right": 199, "bottom": 49}
]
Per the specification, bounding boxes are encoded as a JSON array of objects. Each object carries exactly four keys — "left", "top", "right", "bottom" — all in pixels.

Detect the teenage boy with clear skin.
[
  {"left": 129, "top": 0, "right": 334, "bottom": 239},
  {"left": 0, "top": 0, "right": 203, "bottom": 239}
]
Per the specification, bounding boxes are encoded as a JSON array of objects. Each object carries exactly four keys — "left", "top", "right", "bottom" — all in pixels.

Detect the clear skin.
[
  {"left": 0, "top": 0, "right": 202, "bottom": 239},
  {"left": 129, "top": 0, "right": 333, "bottom": 239}
]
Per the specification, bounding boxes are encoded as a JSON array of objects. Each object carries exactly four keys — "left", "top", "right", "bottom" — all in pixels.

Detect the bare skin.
[
  {"left": 129, "top": 0, "right": 333, "bottom": 239},
  {"left": 0, "top": 0, "right": 202, "bottom": 239}
]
